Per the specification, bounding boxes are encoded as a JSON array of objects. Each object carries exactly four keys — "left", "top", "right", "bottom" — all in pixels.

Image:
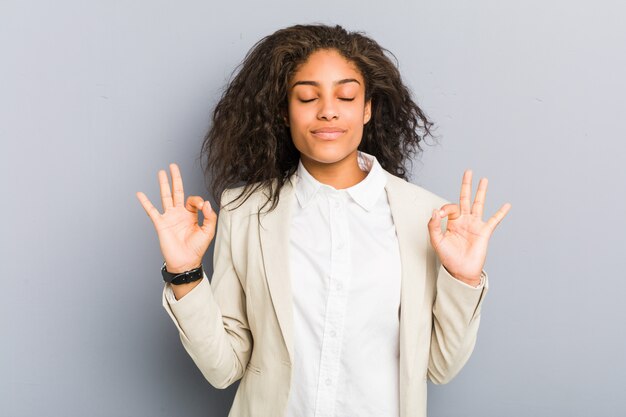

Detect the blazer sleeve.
[
  {"left": 161, "top": 189, "right": 252, "bottom": 389},
  {"left": 427, "top": 202, "right": 490, "bottom": 385}
]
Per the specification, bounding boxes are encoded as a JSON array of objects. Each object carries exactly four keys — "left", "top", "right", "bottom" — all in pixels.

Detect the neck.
[{"left": 300, "top": 151, "right": 367, "bottom": 189}]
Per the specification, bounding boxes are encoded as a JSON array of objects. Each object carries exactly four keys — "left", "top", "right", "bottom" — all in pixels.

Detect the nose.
[{"left": 317, "top": 97, "right": 339, "bottom": 121}]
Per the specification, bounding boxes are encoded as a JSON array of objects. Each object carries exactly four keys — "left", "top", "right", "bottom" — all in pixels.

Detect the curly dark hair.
[{"left": 200, "top": 23, "right": 436, "bottom": 213}]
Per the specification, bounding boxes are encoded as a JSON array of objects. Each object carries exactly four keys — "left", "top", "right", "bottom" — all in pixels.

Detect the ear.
[{"left": 363, "top": 99, "right": 372, "bottom": 125}]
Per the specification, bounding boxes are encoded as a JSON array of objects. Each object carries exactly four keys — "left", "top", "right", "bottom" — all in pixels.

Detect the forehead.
[{"left": 290, "top": 49, "right": 364, "bottom": 86}]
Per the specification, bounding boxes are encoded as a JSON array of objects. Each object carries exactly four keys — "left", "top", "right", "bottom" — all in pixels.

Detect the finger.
[
  {"left": 485, "top": 202, "right": 512, "bottom": 233},
  {"left": 136, "top": 191, "right": 161, "bottom": 224},
  {"left": 472, "top": 177, "right": 488, "bottom": 219},
  {"left": 439, "top": 203, "right": 461, "bottom": 221},
  {"left": 460, "top": 169, "right": 472, "bottom": 215},
  {"left": 185, "top": 195, "right": 205, "bottom": 213},
  {"left": 158, "top": 169, "right": 174, "bottom": 211},
  {"left": 170, "top": 163, "right": 185, "bottom": 207}
]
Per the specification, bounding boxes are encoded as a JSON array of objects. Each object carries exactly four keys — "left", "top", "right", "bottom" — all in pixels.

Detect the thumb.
[
  {"left": 427, "top": 208, "right": 444, "bottom": 248},
  {"left": 200, "top": 201, "right": 218, "bottom": 237}
]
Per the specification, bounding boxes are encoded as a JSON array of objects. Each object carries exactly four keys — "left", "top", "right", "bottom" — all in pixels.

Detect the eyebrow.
[{"left": 290, "top": 78, "right": 361, "bottom": 89}]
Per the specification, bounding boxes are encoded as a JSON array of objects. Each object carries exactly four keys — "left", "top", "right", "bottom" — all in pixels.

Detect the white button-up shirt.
[{"left": 285, "top": 151, "right": 402, "bottom": 417}]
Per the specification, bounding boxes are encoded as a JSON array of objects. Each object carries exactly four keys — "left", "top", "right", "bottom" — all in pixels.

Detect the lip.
[{"left": 311, "top": 127, "right": 347, "bottom": 140}]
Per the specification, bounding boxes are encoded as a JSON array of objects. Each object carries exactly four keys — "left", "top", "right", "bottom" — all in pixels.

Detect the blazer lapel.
[
  {"left": 384, "top": 171, "right": 431, "bottom": 380},
  {"left": 258, "top": 178, "right": 296, "bottom": 365}
]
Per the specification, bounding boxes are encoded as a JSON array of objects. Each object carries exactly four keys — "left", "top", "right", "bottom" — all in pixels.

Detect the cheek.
[{"left": 288, "top": 106, "right": 313, "bottom": 129}]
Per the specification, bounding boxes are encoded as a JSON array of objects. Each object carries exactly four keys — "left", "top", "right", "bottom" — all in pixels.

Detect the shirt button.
[
  {"left": 325, "top": 378, "right": 332, "bottom": 385},
  {"left": 333, "top": 200, "right": 340, "bottom": 209},
  {"left": 336, "top": 283, "right": 343, "bottom": 290},
  {"left": 330, "top": 330, "right": 336, "bottom": 337}
]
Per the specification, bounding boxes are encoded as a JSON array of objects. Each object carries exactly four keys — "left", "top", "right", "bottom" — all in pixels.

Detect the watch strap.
[{"left": 161, "top": 261, "right": 203, "bottom": 285}]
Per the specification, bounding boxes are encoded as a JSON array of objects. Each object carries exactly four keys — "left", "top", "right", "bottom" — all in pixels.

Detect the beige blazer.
[{"left": 162, "top": 169, "right": 489, "bottom": 417}]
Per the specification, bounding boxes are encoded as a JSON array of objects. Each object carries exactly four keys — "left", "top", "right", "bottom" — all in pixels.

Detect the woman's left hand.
[{"left": 427, "top": 169, "right": 512, "bottom": 287}]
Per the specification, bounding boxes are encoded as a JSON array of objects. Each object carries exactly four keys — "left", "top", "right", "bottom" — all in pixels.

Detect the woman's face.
[{"left": 286, "top": 48, "right": 371, "bottom": 167}]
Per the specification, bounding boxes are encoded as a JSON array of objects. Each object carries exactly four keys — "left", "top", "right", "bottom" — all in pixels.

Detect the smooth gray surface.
[{"left": 2, "top": 1, "right": 625, "bottom": 416}]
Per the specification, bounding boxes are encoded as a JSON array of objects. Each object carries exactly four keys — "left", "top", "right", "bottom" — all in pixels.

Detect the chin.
[
  {"left": 301, "top": 147, "right": 357, "bottom": 165},
  {"left": 296, "top": 136, "right": 360, "bottom": 163}
]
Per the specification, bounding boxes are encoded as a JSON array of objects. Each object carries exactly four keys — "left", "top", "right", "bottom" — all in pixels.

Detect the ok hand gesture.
[
  {"left": 427, "top": 169, "right": 511, "bottom": 287},
  {"left": 136, "top": 163, "right": 218, "bottom": 274}
]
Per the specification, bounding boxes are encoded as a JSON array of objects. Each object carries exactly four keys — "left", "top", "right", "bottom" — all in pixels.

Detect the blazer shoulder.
[
  {"left": 218, "top": 178, "right": 283, "bottom": 216},
  {"left": 219, "top": 184, "right": 262, "bottom": 213},
  {"left": 385, "top": 171, "right": 451, "bottom": 208}
]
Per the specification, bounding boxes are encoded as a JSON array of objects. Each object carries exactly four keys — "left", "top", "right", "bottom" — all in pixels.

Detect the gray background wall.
[{"left": 2, "top": 0, "right": 625, "bottom": 416}]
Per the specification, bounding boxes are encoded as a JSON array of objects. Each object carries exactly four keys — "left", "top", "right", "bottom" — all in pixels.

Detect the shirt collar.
[{"left": 291, "top": 150, "right": 388, "bottom": 211}]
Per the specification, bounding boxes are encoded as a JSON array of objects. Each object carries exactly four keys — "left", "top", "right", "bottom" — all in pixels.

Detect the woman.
[{"left": 136, "top": 24, "right": 511, "bottom": 417}]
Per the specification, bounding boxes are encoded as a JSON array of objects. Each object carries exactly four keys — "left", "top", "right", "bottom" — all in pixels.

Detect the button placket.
[{"left": 314, "top": 192, "right": 351, "bottom": 417}]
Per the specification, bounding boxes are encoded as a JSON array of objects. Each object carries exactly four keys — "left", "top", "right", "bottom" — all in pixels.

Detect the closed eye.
[
  {"left": 298, "top": 98, "right": 355, "bottom": 103},
  {"left": 298, "top": 97, "right": 354, "bottom": 103}
]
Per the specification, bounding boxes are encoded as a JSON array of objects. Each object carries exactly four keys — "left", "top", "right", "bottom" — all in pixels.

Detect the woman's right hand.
[{"left": 136, "top": 163, "right": 218, "bottom": 274}]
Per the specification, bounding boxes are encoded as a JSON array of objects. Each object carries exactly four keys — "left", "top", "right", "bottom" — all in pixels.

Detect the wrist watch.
[{"left": 161, "top": 261, "right": 204, "bottom": 285}]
